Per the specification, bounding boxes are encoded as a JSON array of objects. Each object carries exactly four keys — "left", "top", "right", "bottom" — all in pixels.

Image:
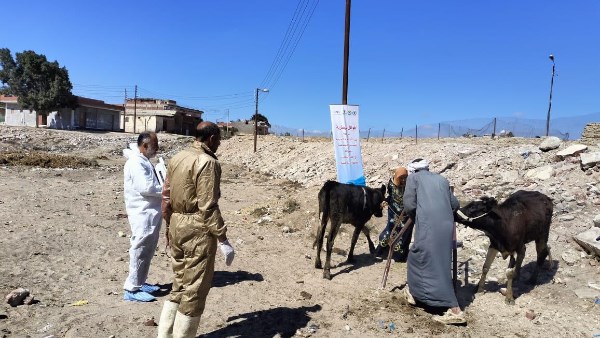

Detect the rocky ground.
[{"left": 1, "top": 125, "right": 599, "bottom": 338}]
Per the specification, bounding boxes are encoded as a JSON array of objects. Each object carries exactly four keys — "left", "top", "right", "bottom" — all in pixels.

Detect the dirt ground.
[{"left": 1, "top": 126, "right": 599, "bottom": 338}]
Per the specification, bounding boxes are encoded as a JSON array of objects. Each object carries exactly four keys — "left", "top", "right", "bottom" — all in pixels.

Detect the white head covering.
[{"left": 407, "top": 158, "right": 429, "bottom": 173}]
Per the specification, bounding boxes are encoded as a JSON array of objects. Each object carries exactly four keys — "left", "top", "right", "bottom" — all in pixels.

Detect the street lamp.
[
  {"left": 545, "top": 54, "right": 555, "bottom": 137},
  {"left": 253, "top": 88, "right": 269, "bottom": 152}
]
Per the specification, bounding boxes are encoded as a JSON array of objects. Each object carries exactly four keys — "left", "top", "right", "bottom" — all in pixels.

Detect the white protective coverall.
[{"left": 123, "top": 143, "right": 163, "bottom": 291}]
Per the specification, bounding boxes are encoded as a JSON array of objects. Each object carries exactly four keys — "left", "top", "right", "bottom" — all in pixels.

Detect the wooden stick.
[
  {"left": 452, "top": 222, "right": 458, "bottom": 290},
  {"left": 381, "top": 217, "right": 413, "bottom": 289}
]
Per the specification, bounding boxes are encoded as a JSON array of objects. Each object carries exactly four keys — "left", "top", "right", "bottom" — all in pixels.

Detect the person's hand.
[{"left": 219, "top": 240, "right": 235, "bottom": 266}]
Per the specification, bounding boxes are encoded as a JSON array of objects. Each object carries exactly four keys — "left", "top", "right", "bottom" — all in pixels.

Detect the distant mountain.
[{"left": 271, "top": 112, "right": 600, "bottom": 140}]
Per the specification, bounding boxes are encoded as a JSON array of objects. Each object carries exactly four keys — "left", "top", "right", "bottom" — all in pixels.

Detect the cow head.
[
  {"left": 455, "top": 196, "right": 497, "bottom": 223},
  {"left": 370, "top": 184, "right": 386, "bottom": 217}
]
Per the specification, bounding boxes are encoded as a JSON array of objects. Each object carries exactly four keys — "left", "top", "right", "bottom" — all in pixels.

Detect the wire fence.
[{"left": 270, "top": 117, "right": 573, "bottom": 141}]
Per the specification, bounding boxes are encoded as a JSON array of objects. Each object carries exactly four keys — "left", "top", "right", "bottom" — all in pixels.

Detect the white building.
[
  {"left": 0, "top": 95, "right": 123, "bottom": 131},
  {"left": 123, "top": 98, "right": 203, "bottom": 135}
]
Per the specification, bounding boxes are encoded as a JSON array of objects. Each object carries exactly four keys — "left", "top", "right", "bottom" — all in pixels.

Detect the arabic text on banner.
[{"left": 329, "top": 104, "right": 365, "bottom": 186}]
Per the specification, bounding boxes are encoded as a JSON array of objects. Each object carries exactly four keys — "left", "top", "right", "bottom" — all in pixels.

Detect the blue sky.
[{"left": 2, "top": 1, "right": 599, "bottom": 133}]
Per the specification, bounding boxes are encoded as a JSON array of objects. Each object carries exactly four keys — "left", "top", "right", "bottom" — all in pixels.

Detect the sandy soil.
[{"left": 1, "top": 126, "right": 599, "bottom": 338}]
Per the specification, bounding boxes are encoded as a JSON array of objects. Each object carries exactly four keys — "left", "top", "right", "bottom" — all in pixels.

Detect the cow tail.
[
  {"left": 314, "top": 181, "right": 335, "bottom": 248},
  {"left": 319, "top": 180, "right": 336, "bottom": 220}
]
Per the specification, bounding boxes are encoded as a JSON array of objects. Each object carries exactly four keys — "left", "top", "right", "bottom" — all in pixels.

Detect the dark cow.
[
  {"left": 314, "top": 180, "right": 386, "bottom": 280},
  {"left": 455, "top": 190, "right": 553, "bottom": 304}
]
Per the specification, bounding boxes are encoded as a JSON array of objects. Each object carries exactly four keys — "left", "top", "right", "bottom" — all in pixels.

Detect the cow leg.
[
  {"left": 513, "top": 246, "right": 526, "bottom": 282},
  {"left": 477, "top": 247, "right": 498, "bottom": 293},
  {"left": 528, "top": 240, "right": 550, "bottom": 284},
  {"left": 508, "top": 254, "right": 515, "bottom": 269},
  {"left": 361, "top": 226, "right": 376, "bottom": 254},
  {"left": 346, "top": 224, "right": 363, "bottom": 264},
  {"left": 314, "top": 215, "right": 328, "bottom": 270},
  {"left": 323, "top": 218, "right": 341, "bottom": 280},
  {"left": 505, "top": 267, "right": 516, "bottom": 305}
]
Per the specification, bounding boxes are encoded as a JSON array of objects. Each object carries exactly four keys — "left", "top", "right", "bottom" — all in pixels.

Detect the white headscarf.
[{"left": 407, "top": 158, "right": 429, "bottom": 173}]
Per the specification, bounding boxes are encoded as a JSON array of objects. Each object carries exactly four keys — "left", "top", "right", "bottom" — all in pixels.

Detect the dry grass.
[{"left": 0, "top": 151, "right": 98, "bottom": 168}]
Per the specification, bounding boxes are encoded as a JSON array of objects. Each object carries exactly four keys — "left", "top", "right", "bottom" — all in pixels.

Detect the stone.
[
  {"left": 559, "top": 215, "right": 575, "bottom": 221},
  {"left": 143, "top": 318, "right": 157, "bottom": 326},
  {"left": 593, "top": 214, "right": 600, "bottom": 227},
  {"left": 556, "top": 144, "right": 588, "bottom": 158},
  {"left": 573, "top": 227, "right": 600, "bottom": 257},
  {"left": 561, "top": 250, "right": 580, "bottom": 266},
  {"left": 525, "top": 165, "right": 554, "bottom": 180},
  {"left": 524, "top": 153, "right": 543, "bottom": 168},
  {"left": 458, "top": 149, "right": 476, "bottom": 159},
  {"left": 300, "top": 291, "right": 312, "bottom": 300},
  {"left": 580, "top": 152, "right": 600, "bottom": 169},
  {"left": 574, "top": 288, "right": 600, "bottom": 299},
  {"left": 525, "top": 309, "right": 536, "bottom": 320},
  {"left": 539, "top": 136, "right": 562, "bottom": 151},
  {"left": 282, "top": 226, "right": 291, "bottom": 233},
  {"left": 5, "top": 288, "right": 30, "bottom": 307},
  {"left": 500, "top": 170, "right": 519, "bottom": 183}
]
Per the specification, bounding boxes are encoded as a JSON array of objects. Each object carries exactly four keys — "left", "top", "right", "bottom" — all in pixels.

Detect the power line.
[
  {"left": 259, "top": 0, "right": 319, "bottom": 91},
  {"left": 260, "top": 0, "right": 310, "bottom": 88}
]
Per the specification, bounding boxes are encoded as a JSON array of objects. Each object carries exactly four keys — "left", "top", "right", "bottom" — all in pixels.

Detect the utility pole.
[
  {"left": 254, "top": 88, "right": 259, "bottom": 152},
  {"left": 226, "top": 108, "right": 230, "bottom": 136},
  {"left": 437, "top": 123, "right": 441, "bottom": 140},
  {"left": 415, "top": 124, "right": 418, "bottom": 145},
  {"left": 492, "top": 117, "right": 497, "bottom": 139},
  {"left": 342, "top": 0, "right": 351, "bottom": 104},
  {"left": 124, "top": 88, "right": 128, "bottom": 132},
  {"left": 545, "top": 54, "right": 556, "bottom": 137},
  {"left": 133, "top": 85, "right": 138, "bottom": 134}
]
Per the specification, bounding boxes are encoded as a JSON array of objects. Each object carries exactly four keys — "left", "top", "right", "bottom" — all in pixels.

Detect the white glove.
[{"left": 219, "top": 240, "right": 235, "bottom": 266}]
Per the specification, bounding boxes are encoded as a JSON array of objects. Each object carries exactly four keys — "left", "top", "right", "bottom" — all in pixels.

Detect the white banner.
[{"left": 329, "top": 104, "right": 365, "bottom": 186}]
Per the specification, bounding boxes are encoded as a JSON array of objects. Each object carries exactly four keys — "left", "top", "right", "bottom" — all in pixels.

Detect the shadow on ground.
[
  {"left": 199, "top": 304, "right": 322, "bottom": 338},
  {"left": 213, "top": 270, "right": 264, "bottom": 287},
  {"left": 329, "top": 253, "right": 380, "bottom": 279},
  {"left": 462, "top": 259, "right": 558, "bottom": 302}
]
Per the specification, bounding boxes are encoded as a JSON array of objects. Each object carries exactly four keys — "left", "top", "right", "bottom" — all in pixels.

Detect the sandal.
[
  {"left": 432, "top": 309, "right": 466, "bottom": 325},
  {"left": 403, "top": 286, "right": 416, "bottom": 305}
]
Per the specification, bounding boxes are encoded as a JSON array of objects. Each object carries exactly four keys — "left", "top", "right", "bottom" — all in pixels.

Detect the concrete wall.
[
  {"left": 581, "top": 123, "right": 600, "bottom": 145},
  {"left": 48, "top": 109, "right": 74, "bottom": 129},
  {"left": 48, "top": 107, "right": 121, "bottom": 131},
  {"left": 4, "top": 103, "right": 37, "bottom": 127},
  {"left": 123, "top": 115, "right": 159, "bottom": 133}
]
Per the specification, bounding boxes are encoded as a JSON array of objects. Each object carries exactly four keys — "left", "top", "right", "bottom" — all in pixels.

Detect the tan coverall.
[{"left": 161, "top": 141, "right": 227, "bottom": 317}]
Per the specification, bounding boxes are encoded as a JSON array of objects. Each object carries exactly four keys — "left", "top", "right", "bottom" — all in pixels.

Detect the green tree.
[
  {"left": 0, "top": 48, "right": 76, "bottom": 127},
  {"left": 250, "top": 113, "right": 271, "bottom": 127}
]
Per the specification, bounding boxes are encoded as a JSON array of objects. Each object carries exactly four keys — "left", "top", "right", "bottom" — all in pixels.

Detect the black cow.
[
  {"left": 314, "top": 180, "right": 386, "bottom": 280},
  {"left": 455, "top": 190, "right": 553, "bottom": 304}
]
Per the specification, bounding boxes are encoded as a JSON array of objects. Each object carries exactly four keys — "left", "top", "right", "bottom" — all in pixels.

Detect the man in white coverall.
[{"left": 122, "top": 131, "right": 163, "bottom": 302}]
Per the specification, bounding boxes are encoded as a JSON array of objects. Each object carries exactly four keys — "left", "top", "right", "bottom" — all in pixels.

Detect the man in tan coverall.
[{"left": 157, "top": 122, "right": 235, "bottom": 338}]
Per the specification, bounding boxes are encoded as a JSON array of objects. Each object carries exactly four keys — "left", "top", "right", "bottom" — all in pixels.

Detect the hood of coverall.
[{"left": 123, "top": 142, "right": 140, "bottom": 160}]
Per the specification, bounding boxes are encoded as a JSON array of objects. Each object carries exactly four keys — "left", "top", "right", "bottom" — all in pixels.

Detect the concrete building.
[
  {"left": 0, "top": 95, "right": 123, "bottom": 131},
  {"left": 122, "top": 98, "right": 203, "bottom": 135},
  {"left": 230, "top": 120, "right": 269, "bottom": 135}
]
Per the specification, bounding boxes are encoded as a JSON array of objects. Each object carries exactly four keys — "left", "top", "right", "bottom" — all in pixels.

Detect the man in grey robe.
[{"left": 402, "top": 158, "right": 465, "bottom": 324}]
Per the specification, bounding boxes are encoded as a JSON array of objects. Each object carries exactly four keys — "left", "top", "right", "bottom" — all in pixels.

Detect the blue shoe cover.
[
  {"left": 123, "top": 290, "right": 155, "bottom": 302},
  {"left": 141, "top": 283, "right": 160, "bottom": 293}
]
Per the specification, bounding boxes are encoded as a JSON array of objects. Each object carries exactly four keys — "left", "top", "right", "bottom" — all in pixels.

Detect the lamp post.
[
  {"left": 545, "top": 54, "right": 555, "bottom": 137},
  {"left": 253, "top": 88, "right": 269, "bottom": 152}
]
